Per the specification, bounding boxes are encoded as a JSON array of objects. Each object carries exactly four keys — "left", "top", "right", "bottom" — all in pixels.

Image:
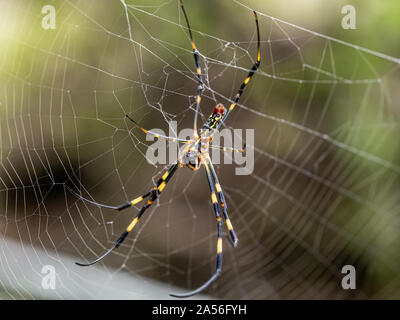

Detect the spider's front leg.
[
  {"left": 179, "top": 0, "right": 204, "bottom": 138},
  {"left": 215, "top": 10, "right": 261, "bottom": 132}
]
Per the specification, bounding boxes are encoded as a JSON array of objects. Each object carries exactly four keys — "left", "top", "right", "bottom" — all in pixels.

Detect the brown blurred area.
[{"left": 1, "top": 0, "right": 400, "bottom": 299}]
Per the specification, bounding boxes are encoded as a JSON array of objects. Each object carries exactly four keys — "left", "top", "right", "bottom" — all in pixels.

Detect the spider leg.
[
  {"left": 208, "top": 143, "right": 246, "bottom": 155},
  {"left": 126, "top": 114, "right": 191, "bottom": 144},
  {"left": 115, "top": 162, "right": 179, "bottom": 211},
  {"left": 216, "top": 11, "right": 261, "bottom": 131},
  {"left": 179, "top": 0, "right": 204, "bottom": 138},
  {"left": 206, "top": 159, "right": 238, "bottom": 247},
  {"left": 75, "top": 163, "right": 179, "bottom": 267},
  {"left": 68, "top": 185, "right": 152, "bottom": 211},
  {"left": 169, "top": 161, "right": 223, "bottom": 298}
]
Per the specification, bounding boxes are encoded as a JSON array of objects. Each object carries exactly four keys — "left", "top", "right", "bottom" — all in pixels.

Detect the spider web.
[{"left": 1, "top": 0, "right": 400, "bottom": 299}]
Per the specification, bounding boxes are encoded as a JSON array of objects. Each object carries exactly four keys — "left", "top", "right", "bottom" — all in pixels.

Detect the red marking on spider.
[{"left": 214, "top": 103, "right": 225, "bottom": 115}]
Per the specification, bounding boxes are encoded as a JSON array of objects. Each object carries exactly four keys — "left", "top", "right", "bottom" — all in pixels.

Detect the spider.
[{"left": 72, "top": 0, "right": 260, "bottom": 298}]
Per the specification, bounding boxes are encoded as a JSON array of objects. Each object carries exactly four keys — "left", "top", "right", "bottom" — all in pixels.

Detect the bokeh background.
[{"left": 1, "top": 0, "right": 400, "bottom": 299}]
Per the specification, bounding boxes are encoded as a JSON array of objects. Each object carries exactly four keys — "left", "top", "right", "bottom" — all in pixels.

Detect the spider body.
[
  {"left": 182, "top": 104, "right": 225, "bottom": 171},
  {"left": 73, "top": 0, "right": 261, "bottom": 298}
]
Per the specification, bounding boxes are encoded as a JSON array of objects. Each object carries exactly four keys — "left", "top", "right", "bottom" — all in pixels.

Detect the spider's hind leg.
[
  {"left": 207, "top": 159, "right": 238, "bottom": 247},
  {"left": 75, "top": 163, "right": 179, "bottom": 267},
  {"left": 169, "top": 161, "right": 223, "bottom": 298},
  {"left": 68, "top": 185, "right": 152, "bottom": 212}
]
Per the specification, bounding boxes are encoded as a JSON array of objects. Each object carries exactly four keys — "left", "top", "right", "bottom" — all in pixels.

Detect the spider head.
[{"left": 213, "top": 103, "right": 225, "bottom": 117}]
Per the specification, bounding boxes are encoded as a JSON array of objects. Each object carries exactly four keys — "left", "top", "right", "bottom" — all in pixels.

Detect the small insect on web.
[{"left": 70, "top": 0, "right": 261, "bottom": 298}]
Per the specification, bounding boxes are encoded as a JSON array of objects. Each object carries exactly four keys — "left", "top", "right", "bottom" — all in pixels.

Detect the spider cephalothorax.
[
  {"left": 73, "top": 0, "right": 260, "bottom": 299},
  {"left": 203, "top": 103, "right": 226, "bottom": 130},
  {"left": 183, "top": 103, "right": 227, "bottom": 171},
  {"left": 214, "top": 103, "right": 226, "bottom": 117}
]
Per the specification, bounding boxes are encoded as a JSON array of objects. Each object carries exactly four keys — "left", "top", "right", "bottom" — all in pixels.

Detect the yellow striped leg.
[
  {"left": 116, "top": 163, "right": 178, "bottom": 211},
  {"left": 116, "top": 190, "right": 152, "bottom": 211},
  {"left": 170, "top": 220, "right": 222, "bottom": 298},
  {"left": 67, "top": 186, "right": 151, "bottom": 212},
  {"left": 170, "top": 165, "right": 223, "bottom": 298},
  {"left": 75, "top": 163, "right": 179, "bottom": 267},
  {"left": 126, "top": 114, "right": 191, "bottom": 144},
  {"left": 206, "top": 160, "right": 238, "bottom": 247},
  {"left": 179, "top": 0, "right": 204, "bottom": 138},
  {"left": 204, "top": 160, "right": 222, "bottom": 220},
  {"left": 216, "top": 10, "right": 261, "bottom": 132}
]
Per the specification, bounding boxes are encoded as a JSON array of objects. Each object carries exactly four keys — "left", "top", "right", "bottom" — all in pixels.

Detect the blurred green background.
[{"left": 0, "top": 0, "right": 400, "bottom": 299}]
